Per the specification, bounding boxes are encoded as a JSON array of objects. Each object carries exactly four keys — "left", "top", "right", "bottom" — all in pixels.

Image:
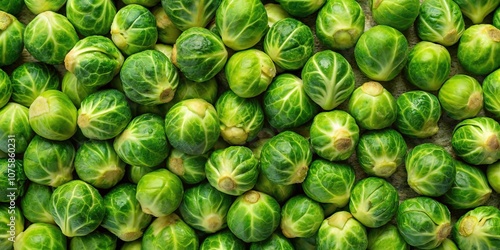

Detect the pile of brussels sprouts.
[{"left": 1, "top": 0, "right": 500, "bottom": 249}]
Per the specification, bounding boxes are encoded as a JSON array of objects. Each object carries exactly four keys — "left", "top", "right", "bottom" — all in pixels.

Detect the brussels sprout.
[
  {"left": 371, "top": 0, "right": 420, "bottom": 31},
  {"left": 20, "top": 182, "right": 54, "bottom": 224},
  {"left": 13, "top": 223, "right": 65, "bottom": 250},
  {"left": 405, "top": 143, "right": 456, "bottom": 196},
  {"left": 24, "top": 11, "right": 79, "bottom": 65},
  {"left": 179, "top": 182, "right": 233, "bottom": 233},
  {"left": 434, "top": 238, "right": 459, "bottom": 250},
  {"left": 302, "top": 50, "right": 355, "bottom": 110},
  {"left": 167, "top": 148, "right": 207, "bottom": 184},
  {"left": 457, "top": 24, "right": 500, "bottom": 76},
  {"left": 316, "top": 0, "right": 365, "bottom": 50},
  {"left": 310, "top": 110, "right": 359, "bottom": 161},
  {"left": 0, "top": 11, "right": 24, "bottom": 66},
  {"left": 50, "top": 180, "right": 105, "bottom": 237},
  {"left": 114, "top": 113, "right": 170, "bottom": 167},
  {"left": 173, "top": 77, "right": 218, "bottom": 105},
  {"left": 153, "top": 6, "right": 181, "bottom": 44},
  {"left": 154, "top": 43, "right": 174, "bottom": 59},
  {"left": 276, "top": 0, "right": 325, "bottom": 17},
  {"left": 0, "top": 70, "right": 10, "bottom": 109},
  {"left": 0, "top": 205, "right": 23, "bottom": 250},
  {"left": 0, "top": 103, "right": 34, "bottom": 154},
  {"left": 205, "top": 146, "right": 259, "bottom": 195},
  {"left": 265, "top": 3, "right": 290, "bottom": 27},
  {"left": 264, "top": 74, "right": 318, "bottom": 130},
  {"left": 136, "top": 169, "right": 184, "bottom": 217},
  {"left": 454, "top": 0, "right": 500, "bottom": 23},
  {"left": 165, "top": 98, "right": 220, "bottom": 155},
  {"left": 0, "top": 0, "right": 23, "bottom": 15},
  {"left": 65, "top": 36, "right": 124, "bottom": 88},
  {"left": 225, "top": 49, "right": 276, "bottom": 98},
  {"left": 254, "top": 172, "right": 297, "bottom": 204},
  {"left": 111, "top": 4, "right": 158, "bottom": 55},
  {"left": 302, "top": 159, "right": 356, "bottom": 207},
  {"left": 121, "top": 240, "right": 142, "bottom": 250},
  {"left": 10, "top": 62, "right": 60, "bottom": 107},
  {"left": 405, "top": 41, "right": 451, "bottom": 91},
  {"left": 264, "top": 18, "right": 314, "bottom": 70},
  {"left": 0, "top": 159, "right": 26, "bottom": 202},
  {"left": 24, "top": 0, "right": 65, "bottom": 14},
  {"left": 227, "top": 190, "right": 281, "bottom": 243},
  {"left": 142, "top": 213, "right": 199, "bottom": 250},
  {"left": 250, "top": 233, "right": 295, "bottom": 250},
  {"left": 66, "top": 0, "right": 116, "bottom": 36},
  {"left": 483, "top": 69, "right": 500, "bottom": 119},
  {"left": 280, "top": 195, "right": 324, "bottom": 238},
  {"left": 452, "top": 206, "right": 500, "bottom": 249},
  {"left": 417, "top": 0, "right": 465, "bottom": 46},
  {"left": 23, "top": 135, "right": 75, "bottom": 187},
  {"left": 356, "top": 129, "right": 407, "bottom": 178},
  {"left": 162, "top": 0, "right": 221, "bottom": 31},
  {"left": 124, "top": 0, "right": 159, "bottom": 6},
  {"left": 126, "top": 164, "right": 159, "bottom": 184},
  {"left": 317, "top": 211, "right": 368, "bottom": 250},
  {"left": 495, "top": 7, "right": 500, "bottom": 29},
  {"left": 438, "top": 74, "right": 483, "bottom": 120},
  {"left": 292, "top": 236, "right": 317, "bottom": 250},
  {"left": 70, "top": 230, "right": 117, "bottom": 250},
  {"left": 367, "top": 224, "right": 409, "bottom": 250},
  {"left": 354, "top": 25, "right": 409, "bottom": 81},
  {"left": 201, "top": 230, "right": 246, "bottom": 250},
  {"left": 451, "top": 117, "right": 500, "bottom": 165},
  {"left": 172, "top": 27, "right": 228, "bottom": 82},
  {"left": 395, "top": 90, "right": 441, "bottom": 138},
  {"left": 487, "top": 161, "right": 500, "bottom": 193},
  {"left": 397, "top": 197, "right": 451, "bottom": 249},
  {"left": 61, "top": 71, "right": 99, "bottom": 108}
]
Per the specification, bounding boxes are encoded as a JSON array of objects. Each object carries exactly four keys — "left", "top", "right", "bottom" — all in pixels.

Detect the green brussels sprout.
[
  {"left": 316, "top": 0, "right": 365, "bottom": 50},
  {"left": 302, "top": 159, "right": 356, "bottom": 208},
  {"left": 24, "top": 0, "right": 66, "bottom": 14},
  {"left": 24, "top": 11, "right": 79, "bottom": 65},
  {"left": 0, "top": 0, "right": 23, "bottom": 15},
  {"left": 205, "top": 146, "right": 259, "bottom": 196},
  {"left": 0, "top": 159, "right": 26, "bottom": 202},
  {"left": 397, "top": 197, "right": 451, "bottom": 249},
  {"left": 0, "top": 11, "right": 24, "bottom": 66},
  {"left": 179, "top": 182, "right": 233, "bottom": 233},
  {"left": 154, "top": 43, "right": 173, "bottom": 59},
  {"left": 354, "top": 25, "right": 409, "bottom": 81},
  {"left": 225, "top": 49, "right": 276, "bottom": 98},
  {"left": 111, "top": 4, "right": 158, "bottom": 55},
  {"left": 153, "top": 6, "right": 181, "bottom": 44},
  {"left": 123, "top": 0, "right": 159, "bottom": 7},
  {"left": 77, "top": 89, "right": 132, "bottom": 140},
  {"left": 263, "top": 74, "right": 318, "bottom": 130},
  {"left": 126, "top": 164, "right": 159, "bottom": 184},
  {"left": 264, "top": 3, "right": 290, "bottom": 27},
  {"left": 302, "top": 50, "right": 355, "bottom": 110},
  {"left": 293, "top": 236, "right": 316, "bottom": 250},
  {"left": 417, "top": 0, "right": 465, "bottom": 46},
  {"left": 136, "top": 169, "right": 184, "bottom": 217},
  {"left": 254, "top": 172, "right": 297, "bottom": 204},
  {"left": 14, "top": 223, "right": 65, "bottom": 250},
  {"left": 172, "top": 76, "right": 219, "bottom": 105},
  {"left": 101, "top": 183, "right": 153, "bottom": 241},
  {"left": 216, "top": 91, "right": 264, "bottom": 145},
  {"left": 23, "top": 135, "right": 75, "bottom": 187},
  {"left": 66, "top": 0, "right": 117, "bottom": 36},
  {"left": 264, "top": 18, "right": 314, "bottom": 70},
  {"left": 142, "top": 213, "right": 199, "bottom": 250},
  {"left": 495, "top": 7, "right": 500, "bottom": 28},
  {"left": 114, "top": 113, "right": 170, "bottom": 167},
  {"left": 433, "top": 238, "right": 459, "bottom": 250},
  {"left": 65, "top": 36, "right": 124, "bottom": 89},
  {"left": 438, "top": 74, "right": 483, "bottom": 120},
  {"left": 227, "top": 190, "right": 281, "bottom": 243},
  {"left": 165, "top": 98, "right": 220, "bottom": 155},
  {"left": 317, "top": 211, "right": 368, "bottom": 250},
  {"left": 0, "top": 205, "right": 23, "bottom": 250},
  {"left": 280, "top": 195, "right": 324, "bottom": 238},
  {"left": 356, "top": 129, "right": 407, "bottom": 178},
  {"left": 367, "top": 224, "right": 409, "bottom": 250},
  {"left": 0, "top": 103, "right": 34, "bottom": 154},
  {"left": 250, "top": 233, "right": 294, "bottom": 250},
  {"left": 70, "top": 230, "right": 117, "bottom": 250},
  {"left": 453, "top": 0, "right": 500, "bottom": 23},
  {"left": 167, "top": 148, "right": 207, "bottom": 184},
  {"left": 162, "top": 0, "right": 221, "bottom": 31},
  {"left": 172, "top": 27, "right": 228, "bottom": 82},
  {"left": 61, "top": 71, "right": 99, "bottom": 108},
  {"left": 216, "top": 0, "right": 267, "bottom": 50},
  {"left": 405, "top": 41, "right": 451, "bottom": 91},
  {"left": 276, "top": 0, "right": 325, "bottom": 17},
  {"left": 371, "top": 0, "right": 420, "bottom": 31},
  {"left": 121, "top": 240, "right": 142, "bottom": 250},
  {"left": 483, "top": 69, "right": 500, "bottom": 119},
  {"left": 260, "top": 131, "right": 312, "bottom": 185},
  {"left": 20, "top": 182, "right": 54, "bottom": 224},
  {"left": 200, "top": 230, "right": 246, "bottom": 250},
  {"left": 451, "top": 117, "right": 500, "bottom": 165},
  {"left": 487, "top": 161, "right": 500, "bottom": 193},
  {"left": 310, "top": 110, "right": 359, "bottom": 161},
  {"left": 457, "top": 24, "right": 500, "bottom": 76},
  {"left": 349, "top": 177, "right": 399, "bottom": 228},
  {"left": 10, "top": 62, "right": 60, "bottom": 107},
  {"left": 348, "top": 81, "right": 397, "bottom": 130},
  {"left": 395, "top": 90, "right": 441, "bottom": 138},
  {"left": 50, "top": 180, "right": 105, "bottom": 237},
  {"left": 452, "top": 206, "right": 500, "bottom": 249},
  {"left": 0, "top": 69, "right": 10, "bottom": 109},
  {"left": 405, "top": 143, "right": 456, "bottom": 196}
]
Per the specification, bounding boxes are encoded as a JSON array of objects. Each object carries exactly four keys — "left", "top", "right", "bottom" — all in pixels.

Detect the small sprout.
[
  {"left": 457, "top": 24, "right": 500, "bottom": 76},
  {"left": 0, "top": 103, "right": 34, "bottom": 154},
  {"left": 14, "top": 223, "right": 66, "bottom": 250},
  {"left": 280, "top": 195, "right": 324, "bottom": 238},
  {"left": 395, "top": 90, "right": 441, "bottom": 138},
  {"left": 10, "top": 62, "right": 60, "bottom": 107},
  {"left": 0, "top": 11, "right": 24, "bottom": 66},
  {"left": 316, "top": 211, "right": 368, "bottom": 250},
  {"left": 153, "top": 6, "right": 181, "bottom": 44},
  {"left": 453, "top": 0, "right": 500, "bottom": 24},
  {"left": 483, "top": 69, "right": 500, "bottom": 119},
  {"left": 371, "top": 0, "right": 420, "bottom": 31},
  {"left": 417, "top": 0, "right": 465, "bottom": 46},
  {"left": 66, "top": 0, "right": 117, "bottom": 36},
  {"left": 438, "top": 74, "right": 483, "bottom": 120},
  {"left": 142, "top": 213, "right": 199, "bottom": 250},
  {"left": 276, "top": 0, "right": 326, "bottom": 17},
  {"left": 367, "top": 224, "right": 409, "bottom": 250},
  {"left": 405, "top": 41, "right": 451, "bottom": 91},
  {"left": 162, "top": 0, "right": 221, "bottom": 31}
]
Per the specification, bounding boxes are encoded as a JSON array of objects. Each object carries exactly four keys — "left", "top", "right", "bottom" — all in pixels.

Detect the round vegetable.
[
  {"left": 367, "top": 224, "right": 409, "bottom": 250},
  {"left": 452, "top": 206, "right": 500, "bottom": 249},
  {"left": 172, "top": 76, "right": 219, "bottom": 105},
  {"left": 438, "top": 74, "right": 483, "bottom": 120},
  {"left": 250, "top": 233, "right": 295, "bottom": 249},
  {"left": 254, "top": 172, "right": 297, "bottom": 204},
  {"left": 453, "top": 0, "right": 500, "bottom": 24},
  {"left": 153, "top": 6, "right": 181, "bottom": 45},
  {"left": 167, "top": 148, "right": 208, "bottom": 185},
  {"left": 276, "top": 0, "right": 325, "bottom": 17},
  {"left": 280, "top": 195, "right": 324, "bottom": 238},
  {"left": 13, "top": 223, "right": 66, "bottom": 250},
  {"left": 69, "top": 230, "right": 117, "bottom": 250},
  {"left": 0, "top": 0, "right": 23, "bottom": 15},
  {"left": 405, "top": 41, "right": 451, "bottom": 91},
  {"left": 142, "top": 213, "right": 199, "bottom": 250},
  {"left": 395, "top": 90, "right": 441, "bottom": 138},
  {"left": 66, "top": 0, "right": 117, "bottom": 36},
  {"left": 487, "top": 161, "right": 500, "bottom": 193},
  {"left": 0, "top": 69, "right": 10, "bottom": 109},
  {"left": 316, "top": 211, "right": 368, "bottom": 250},
  {"left": 200, "top": 230, "right": 246, "bottom": 250},
  {"left": 0, "top": 159, "right": 26, "bottom": 203},
  {"left": 24, "top": 0, "right": 66, "bottom": 14},
  {"left": 0, "top": 204, "right": 23, "bottom": 250},
  {"left": 20, "top": 182, "right": 54, "bottom": 224},
  {"left": 10, "top": 62, "right": 60, "bottom": 107},
  {"left": 0, "top": 103, "right": 34, "bottom": 154},
  {"left": 61, "top": 71, "right": 99, "bottom": 108},
  {"left": 483, "top": 69, "right": 500, "bottom": 119},
  {"left": 161, "top": 0, "right": 221, "bottom": 31},
  {"left": 0, "top": 11, "right": 24, "bottom": 66},
  {"left": 416, "top": 0, "right": 465, "bottom": 46},
  {"left": 457, "top": 24, "right": 500, "bottom": 76},
  {"left": 264, "top": 3, "right": 290, "bottom": 27},
  {"left": 370, "top": 0, "right": 420, "bottom": 31}
]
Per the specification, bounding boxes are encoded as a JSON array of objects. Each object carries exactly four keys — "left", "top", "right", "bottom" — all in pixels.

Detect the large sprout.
[
  {"left": 417, "top": 0, "right": 465, "bottom": 46},
  {"left": 452, "top": 206, "right": 500, "bottom": 249},
  {"left": 0, "top": 11, "right": 24, "bottom": 66},
  {"left": 250, "top": 233, "right": 295, "bottom": 249},
  {"left": 0, "top": 0, "right": 23, "bottom": 15},
  {"left": 66, "top": 0, "right": 117, "bottom": 36},
  {"left": 301, "top": 50, "right": 355, "bottom": 110},
  {"left": 483, "top": 69, "right": 500, "bottom": 119},
  {"left": 20, "top": 182, "right": 54, "bottom": 224},
  {"left": 142, "top": 214, "right": 199, "bottom": 250},
  {"left": 161, "top": 0, "right": 221, "bottom": 31},
  {"left": 367, "top": 224, "right": 409, "bottom": 250},
  {"left": 70, "top": 230, "right": 117, "bottom": 250},
  {"left": 10, "top": 62, "right": 60, "bottom": 107},
  {"left": 280, "top": 195, "right": 324, "bottom": 238},
  {"left": 453, "top": 0, "right": 500, "bottom": 23},
  {"left": 317, "top": 211, "right": 368, "bottom": 250},
  {"left": 370, "top": 0, "right": 420, "bottom": 31},
  {"left": 0, "top": 103, "right": 34, "bottom": 154},
  {"left": 167, "top": 148, "right": 207, "bottom": 185},
  {"left": 316, "top": 0, "right": 365, "bottom": 50},
  {"left": 457, "top": 24, "right": 500, "bottom": 76},
  {"left": 13, "top": 223, "right": 66, "bottom": 250},
  {"left": 24, "top": 0, "right": 66, "bottom": 14},
  {"left": 438, "top": 74, "right": 483, "bottom": 120},
  {"left": 0, "top": 159, "right": 26, "bottom": 202},
  {"left": 405, "top": 41, "right": 451, "bottom": 91},
  {"left": 395, "top": 90, "right": 441, "bottom": 138},
  {"left": 0, "top": 205, "right": 23, "bottom": 250},
  {"left": 24, "top": 11, "right": 79, "bottom": 64},
  {"left": 200, "top": 230, "right": 246, "bottom": 250},
  {"left": 254, "top": 172, "right": 297, "bottom": 204}
]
